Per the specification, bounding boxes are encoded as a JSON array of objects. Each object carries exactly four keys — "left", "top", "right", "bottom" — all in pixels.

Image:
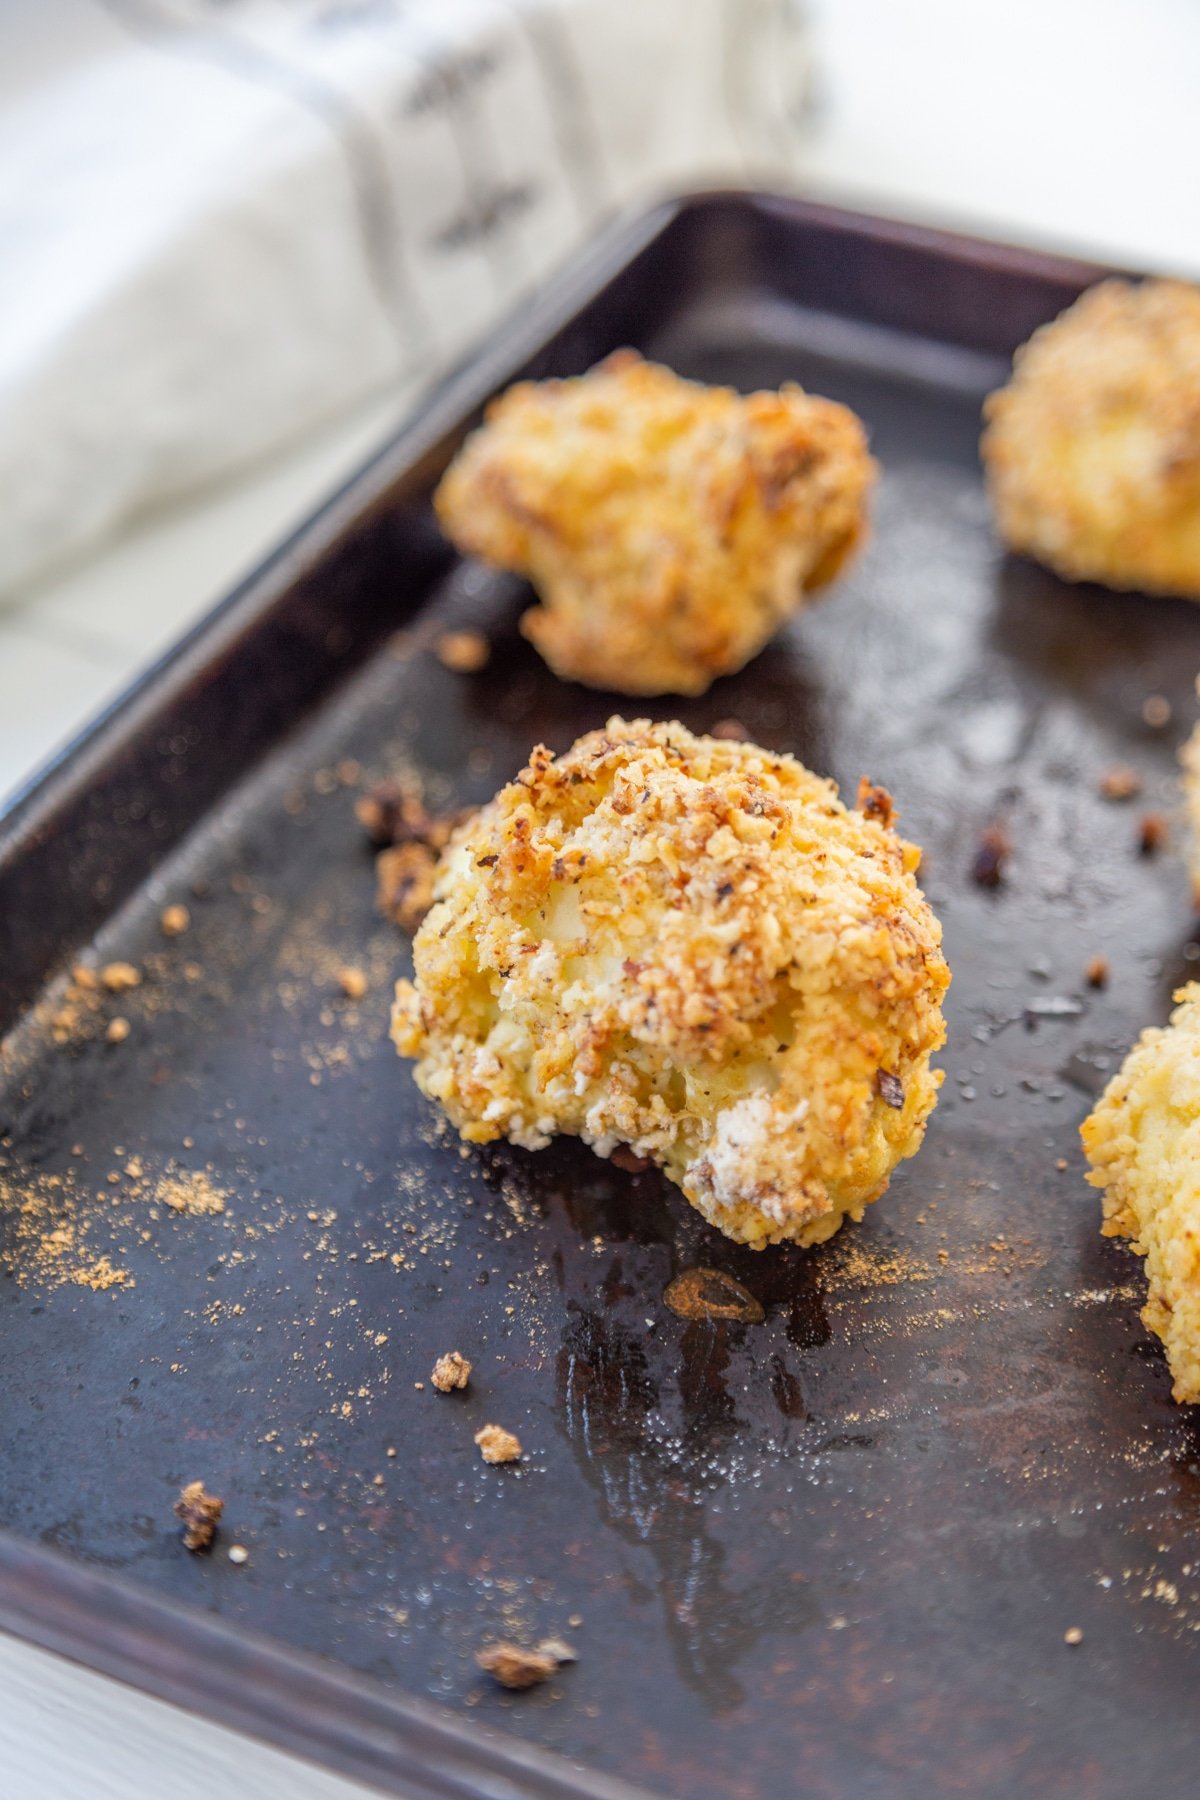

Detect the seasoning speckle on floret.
[
  {"left": 434, "top": 351, "right": 875, "bottom": 697},
  {"left": 392, "top": 719, "right": 949, "bottom": 1249}
]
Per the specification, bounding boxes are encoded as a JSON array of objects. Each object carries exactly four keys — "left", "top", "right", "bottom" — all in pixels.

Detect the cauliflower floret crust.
[
  {"left": 393, "top": 719, "right": 949, "bottom": 1249},
  {"left": 434, "top": 351, "right": 876, "bottom": 697},
  {"left": 1082, "top": 983, "right": 1200, "bottom": 1403},
  {"left": 982, "top": 278, "right": 1200, "bottom": 599}
]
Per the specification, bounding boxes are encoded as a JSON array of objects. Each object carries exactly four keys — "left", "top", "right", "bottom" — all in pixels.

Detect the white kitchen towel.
[{"left": 0, "top": 0, "right": 815, "bottom": 599}]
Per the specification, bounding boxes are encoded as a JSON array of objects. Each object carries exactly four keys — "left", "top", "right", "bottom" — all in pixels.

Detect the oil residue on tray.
[{"left": 663, "top": 1266, "right": 765, "bottom": 1325}]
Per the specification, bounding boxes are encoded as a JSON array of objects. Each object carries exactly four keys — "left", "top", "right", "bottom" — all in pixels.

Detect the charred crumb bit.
[
  {"left": 876, "top": 1069, "right": 905, "bottom": 1109},
  {"left": 105, "top": 1016, "right": 131, "bottom": 1045},
  {"left": 476, "top": 1643, "right": 556, "bottom": 1689},
  {"left": 431, "top": 1350, "right": 472, "bottom": 1392},
  {"left": 610, "top": 1145, "right": 653, "bottom": 1174},
  {"left": 971, "top": 823, "right": 1011, "bottom": 888},
  {"left": 1138, "top": 812, "right": 1168, "bottom": 857},
  {"left": 356, "top": 779, "right": 471, "bottom": 854},
  {"left": 355, "top": 780, "right": 432, "bottom": 849},
  {"left": 160, "top": 903, "right": 190, "bottom": 937},
  {"left": 100, "top": 961, "right": 141, "bottom": 993},
  {"left": 710, "top": 718, "right": 748, "bottom": 741},
  {"left": 1064, "top": 1626, "right": 1083, "bottom": 1646},
  {"left": 1085, "top": 955, "right": 1110, "bottom": 989},
  {"left": 475, "top": 1423, "right": 522, "bottom": 1464},
  {"left": 336, "top": 966, "right": 368, "bottom": 1001},
  {"left": 1099, "top": 764, "right": 1142, "bottom": 802},
  {"left": 175, "top": 1480, "right": 224, "bottom": 1551},
  {"left": 227, "top": 1543, "right": 249, "bottom": 1565},
  {"left": 435, "top": 629, "right": 491, "bottom": 674},
  {"left": 377, "top": 842, "right": 438, "bottom": 933},
  {"left": 1142, "top": 694, "right": 1172, "bottom": 729},
  {"left": 856, "top": 777, "right": 897, "bottom": 831}
]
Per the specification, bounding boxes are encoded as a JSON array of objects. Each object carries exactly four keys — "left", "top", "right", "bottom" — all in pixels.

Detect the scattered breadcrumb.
[
  {"left": 175, "top": 1481, "right": 224, "bottom": 1551},
  {"left": 1085, "top": 956, "right": 1110, "bottom": 989},
  {"left": 1099, "top": 765, "right": 1142, "bottom": 802},
  {"left": 710, "top": 718, "right": 748, "bottom": 741},
  {"left": 431, "top": 1350, "right": 472, "bottom": 1392},
  {"left": 377, "top": 842, "right": 438, "bottom": 934},
  {"left": 971, "top": 823, "right": 1010, "bottom": 888},
  {"left": 476, "top": 1643, "right": 556, "bottom": 1689},
  {"left": 475, "top": 1423, "right": 522, "bottom": 1464},
  {"left": 1064, "top": 1626, "right": 1084, "bottom": 1646},
  {"left": 435, "top": 629, "right": 491, "bottom": 674},
  {"left": 336, "top": 966, "right": 368, "bottom": 1000},
  {"left": 160, "top": 904, "right": 191, "bottom": 937},
  {"left": 105, "top": 1016, "right": 130, "bottom": 1045},
  {"left": 1143, "top": 694, "right": 1172, "bottom": 729},
  {"left": 227, "top": 1543, "right": 249, "bottom": 1565},
  {"left": 100, "top": 962, "right": 141, "bottom": 992},
  {"left": 1138, "top": 812, "right": 1168, "bottom": 856},
  {"left": 157, "top": 1170, "right": 227, "bottom": 1216}
]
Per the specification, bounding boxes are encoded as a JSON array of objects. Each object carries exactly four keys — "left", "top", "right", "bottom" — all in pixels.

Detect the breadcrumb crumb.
[
  {"left": 100, "top": 962, "right": 140, "bottom": 993},
  {"left": 435, "top": 630, "right": 490, "bottom": 674},
  {"left": 337, "top": 966, "right": 368, "bottom": 1000},
  {"left": 475, "top": 1424, "right": 522, "bottom": 1464},
  {"left": 175, "top": 1481, "right": 223, "bottom": 1551},
  {"left": 431, "top": 1350, "right": 471, "bottom": 1392},
  {"left": 476, "top": 1643, "right": 556, "bottom": 1688},
  {"left": 377, "top": 842, "right": 438, "bottom": 934},
  {"left": 160, "top": 904, "right": 190, "bottom": 937}
]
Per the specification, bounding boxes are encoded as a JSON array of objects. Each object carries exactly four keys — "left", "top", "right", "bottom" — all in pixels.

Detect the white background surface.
[{"left": 3, "top": 1, "right": 1200, "bottom": 1794}]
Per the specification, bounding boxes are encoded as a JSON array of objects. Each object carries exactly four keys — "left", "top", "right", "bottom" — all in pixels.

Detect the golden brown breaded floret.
[
  {"left": 1082, "top": 983, "right": 1200, "bottom": 1403},
  {"left": 434, "top": 351, "right": 875, "bottom": 697},
  {"left": 392, "top": 719, "right": 949, "bottom": 1248},
  {"left": 982, "top": 278, "right": 1200, "bottom": 598}
]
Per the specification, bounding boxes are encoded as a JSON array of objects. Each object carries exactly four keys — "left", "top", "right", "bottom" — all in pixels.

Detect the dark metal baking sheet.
[{"left": 3, "top": 191, "right": 1200, "bottom": 1800}]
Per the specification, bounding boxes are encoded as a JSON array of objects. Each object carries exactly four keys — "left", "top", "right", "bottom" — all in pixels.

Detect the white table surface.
[{"left": 4, "top": 0, "right": 1200, "bottom": 1793}]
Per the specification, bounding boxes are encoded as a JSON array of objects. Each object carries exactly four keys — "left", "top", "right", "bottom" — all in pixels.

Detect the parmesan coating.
[
  {"left": 982, "top": 279, "right": 1200, "bottom": 599},
  {"left": 392, "top": 719, "right": 949, "bottom": 1249},
  {"left": 1082, "top": 983, "right": 1200, "bottom": 1403},
  {"left": 434, "top": 351, "right": 875, "bottom": 697}
]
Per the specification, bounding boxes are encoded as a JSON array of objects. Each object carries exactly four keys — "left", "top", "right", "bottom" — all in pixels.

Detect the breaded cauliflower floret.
[
  {"left": 1082, "top": 983, "right": 1200, "bottom": 1403},
  {"left": 392, "top": 719, "right": 949, "bottom": 1249},
  {"left": 434, "top": 351, "right": 875, "bottom": 697},
  {"left": 982, "top": 278, "right": 1200, "bottom": 598}
]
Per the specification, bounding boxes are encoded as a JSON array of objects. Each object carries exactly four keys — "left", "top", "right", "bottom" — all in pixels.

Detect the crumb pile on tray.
[
  {"left": 393, "top": 718, "right": 949, "bottom": 1248},
  {"left": 435, "top": 350, "right": 875, "bottom": 696}
]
